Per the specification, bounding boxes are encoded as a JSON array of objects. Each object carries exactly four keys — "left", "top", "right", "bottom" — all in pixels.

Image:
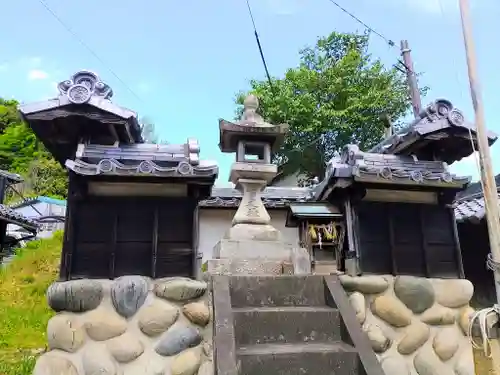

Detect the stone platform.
[
  {"left": 33, "top": 276, "right": 213, "bottom": 375},
  {"left": 340, "top": 274, "right": 476, "bottom": 375}
]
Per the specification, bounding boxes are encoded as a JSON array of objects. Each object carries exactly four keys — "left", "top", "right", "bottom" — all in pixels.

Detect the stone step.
[
  {"left": 229, "top": 275, "right": 326, "bottom": 307},
  {"left": 237, "top": 342, "right": 359, "bottom": 375},
  {"left": 233, "top": 306, "right": 341, "bottom": 345}
]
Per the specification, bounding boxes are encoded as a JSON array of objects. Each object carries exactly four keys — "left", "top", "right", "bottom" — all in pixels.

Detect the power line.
[
  {"left": 325, "top": 0, "right": 395, "bottom": 47},
  {"left": 324, "top": 0, "right": 414, "bottom": 74},
  {"left": 245, "top": 0, "right": 275, "bottom": 93},
  {"left": 37, "top": 0, "right": 144, "bottom": 104}
]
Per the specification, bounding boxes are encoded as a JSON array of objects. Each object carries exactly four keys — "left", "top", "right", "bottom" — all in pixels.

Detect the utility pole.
[
  {"left": 459, "top": 0, "right": 500, "bottom": 372},
  {"left": 400, "top": 40, "right": 422, "bottom": 118}
]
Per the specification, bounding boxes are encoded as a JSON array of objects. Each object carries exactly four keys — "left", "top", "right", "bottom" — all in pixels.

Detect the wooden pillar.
[{"left": 459, "top": 0, "right": 500, "bottom": 372}]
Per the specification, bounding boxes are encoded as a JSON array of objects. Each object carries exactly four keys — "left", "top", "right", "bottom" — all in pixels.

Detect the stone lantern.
[{"left": 209, "top": 95, "right": 310, "bottom": 275}]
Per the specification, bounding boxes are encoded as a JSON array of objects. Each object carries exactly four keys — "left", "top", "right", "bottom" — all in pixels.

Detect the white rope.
[
  {"left": 469, "top": 305, "right": 500, "bottom": 357},
  {"left": 466, "top": 128, "right": 500, "bottom": 356}
]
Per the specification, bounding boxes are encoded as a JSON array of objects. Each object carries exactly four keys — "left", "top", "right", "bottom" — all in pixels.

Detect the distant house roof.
[
  {"left": 454, "top": 173, "right": 500, "bottom": 224},
  {"left": 0, "top": 170, "right": 23, "bottom": 185},
  {"left": 455, "top": 174, "right": 500, "bottom": 200},
  {"left": 0, "top": 204, "right": 38, "bottom": 233},
  {"left": 199, "top": 186, "right": 312, "bottom": 208},
  {"left": 455, "top": 195, "right": 493, "bottom": 224},
  {"left": 10, "top": 196, "right": 67, "bottom": 210}
]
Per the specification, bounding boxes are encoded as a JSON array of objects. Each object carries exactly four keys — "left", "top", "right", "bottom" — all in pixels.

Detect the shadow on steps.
[{"left": 211, "top": 274, "right": 384, "bottom": 375}]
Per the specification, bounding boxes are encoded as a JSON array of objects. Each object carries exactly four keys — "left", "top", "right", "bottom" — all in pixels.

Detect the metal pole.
[
  {"left": 400, "top": 40, "right": 422, "bottom": 118},
  {"left": 459, "top": 0, "right": 500, "bottom": 372}
]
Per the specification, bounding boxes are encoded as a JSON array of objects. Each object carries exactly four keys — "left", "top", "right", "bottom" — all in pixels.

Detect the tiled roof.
[
  {"left": 454, "top": 196, "right": 488, "bottom": 224},
  {"left": 454, "top": 193, "right": 500, "bottom": 224},
  {"left": 0, "top": 204, "right": 38, "bottom": 232},
  {"left": 369, "top": 99, "right": 497, "bottom": 164},
  {"left": 454, "top": 174, "right": 500, "bottom": 223},
  {"left": 65, "top": 141, "right": 218, "bottom": 179},
  {"left": 199, "top": 186, "right": 312, "bottom": 208},
  {"left": 0, "top": 170, "right": 23, "bottom": 185},
  {"left": 314, "top": 144, "right": 471, "bottom": 200},
  {"left": 455, "top": 174, "right": 500, "bottom": 200}
]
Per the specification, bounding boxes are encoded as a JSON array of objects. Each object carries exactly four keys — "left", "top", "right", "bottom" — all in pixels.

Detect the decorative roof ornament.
[
  {"left": 368, "top": 97, "right": 497, "bottom": 163},
  {"left": 238, "top": 94, "right": 273, "bottom": 127},
  {"left": 419, "top": 99, "right": 465, "bottom": 126},
  {"left": 57, "top": 70, "right": 113, "bottom": 104}
]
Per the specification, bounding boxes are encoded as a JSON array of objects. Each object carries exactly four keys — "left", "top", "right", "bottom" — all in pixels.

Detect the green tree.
[
  {"left": 236, "top": 31, "right": 427, "bottom": 179},
  {"left": 24, "top": 158, "right": 68, "bottom": 199},
  {"left": 0, "top": 98, "right": 68, "bottom": 199},
  {"left": 140, "top": 116, "right": 169, "bottom": 144},
  {"left": 140, "top": 116, "right": 159, "bottom": 143},
  {"left": 0, "top": 98, "right": 23, "bottom": 133}
]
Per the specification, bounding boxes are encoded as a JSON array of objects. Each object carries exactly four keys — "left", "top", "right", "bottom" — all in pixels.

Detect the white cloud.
[{"left": 28, "top": 69, "right": 49, "bottom": 81}]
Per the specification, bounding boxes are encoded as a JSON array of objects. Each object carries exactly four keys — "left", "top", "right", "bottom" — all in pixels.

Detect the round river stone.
[
  {"left": 111, "top": 275, "right": 149, "bottom": 318},
  {"left": 155, "top": 324, "right": 202, "bottom": 356},
  {"left": 33, "top": 354, "right": 79, "bottom": 375},
  {"left": 47, "top": 279, "right": 102, "bottom": 312},
  {"left": 154, "top": 278, "right": 207, "bottom": 301},
  {"left": 371, "top": 295, "right": 412, "bottom": 327},
  {"left": 394, "top": 276, "right": 434, "bottom": 313}
]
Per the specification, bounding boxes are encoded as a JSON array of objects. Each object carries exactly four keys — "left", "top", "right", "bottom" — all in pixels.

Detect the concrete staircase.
[{"left": 212, "top": 275, "right": 385, "bottom": 375}]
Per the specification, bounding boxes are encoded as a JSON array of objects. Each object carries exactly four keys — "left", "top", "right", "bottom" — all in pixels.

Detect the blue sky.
[{"left": 1, "top": 0, "right": 499, "bottom": 185}]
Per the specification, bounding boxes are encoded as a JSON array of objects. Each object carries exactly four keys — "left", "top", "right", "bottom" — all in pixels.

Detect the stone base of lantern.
[
  {"left": 207, "top": 258, "right": 294, "bottom": 276},
  {"left": 208, "top": 237, "right": 293, "bottom": 276},
  {"left": 224, "top": 223, "right": 282, "bottom": 242},
  {"left": 208, "top": 238, "right": 312, "bottom": 276},
  {"left": 214, "top": 238, "right": 295, "bottom": 260}
]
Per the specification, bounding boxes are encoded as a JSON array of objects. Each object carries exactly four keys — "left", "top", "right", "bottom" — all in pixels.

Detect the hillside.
[
  {"left": 0, "top": 232, "right": 62, "bottom": 375},
  {"left": 0, "top": 98, "right": 68, "bottom": 201}
]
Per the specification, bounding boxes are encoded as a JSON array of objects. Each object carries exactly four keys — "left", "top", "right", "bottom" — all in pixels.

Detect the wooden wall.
[
  {"left": 353, "top": 201, "right": 463, "bottom": 278},
  {"left": 61, "top": 195, "right": 196, "bottom": 280}
]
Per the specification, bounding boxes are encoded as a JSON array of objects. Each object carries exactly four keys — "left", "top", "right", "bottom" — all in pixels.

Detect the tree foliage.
[
  {"left": 140, "top": 116, "right": 159, "bottom": 143},
  {"left": 140, "top": 116, "right": 168, "bottom": 144},
  {"left": 0, "top": 98, "right": 68, "bottom": 200},
  {"left": 236, "top": 31, "right": 427, "bottom": 179}
]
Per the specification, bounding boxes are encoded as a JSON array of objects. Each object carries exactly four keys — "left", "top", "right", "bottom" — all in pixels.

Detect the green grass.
[{"left": 0, "top": 231, "right": 62, "bottom": 375}]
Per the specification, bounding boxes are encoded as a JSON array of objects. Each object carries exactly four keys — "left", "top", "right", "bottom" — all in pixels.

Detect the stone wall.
[
  {"left": 33, "top": 276, "right": 213, "bottom": 375},
  {"left": 340, "top": 274, "right": 475, "bottom": 375}
]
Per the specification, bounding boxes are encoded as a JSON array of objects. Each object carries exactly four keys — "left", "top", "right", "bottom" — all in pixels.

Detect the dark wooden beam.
[
  {"left": 387, "top": 204, "right": 398, "bottom": 276},
  {"left": 345, "top": 199, "right": 361, "bottom": 275},
  {"left": 450, "top": 207, "right": 466, "bottom": 278},
  {"left": 109, "top": 212, "right": 118, "bottom": 279},
  {"left": 151, "top": 207, "right": 159, "bottom": 278},
  {"left": 418, "top": 206, "right": 432, "bottom": 277},
  {"left": 60, "top": 176, "right": 80, "bottom": 281}
]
